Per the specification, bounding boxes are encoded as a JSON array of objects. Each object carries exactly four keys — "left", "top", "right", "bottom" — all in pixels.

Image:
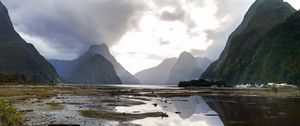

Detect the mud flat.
[{"left": 0, "top": 84, "right": 299, "bottom": 126}]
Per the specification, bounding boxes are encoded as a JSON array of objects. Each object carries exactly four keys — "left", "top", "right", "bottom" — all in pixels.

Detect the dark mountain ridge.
[
  {"left": 0, "top": 1, "right": 60, "bottom": 83},
  {"left": 49, "top": 46, "right": 121, "bottom": 84},
  {"left": 201, "top": 0, "right": 298, "bottom": 84},
  {"left": 79, "top": 44, "right": 140, "bottom": 84}
]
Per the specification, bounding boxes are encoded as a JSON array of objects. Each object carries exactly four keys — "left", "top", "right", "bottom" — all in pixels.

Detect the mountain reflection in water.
[{"left": 116, "top": 96, "right": 224, "bottom": 126}]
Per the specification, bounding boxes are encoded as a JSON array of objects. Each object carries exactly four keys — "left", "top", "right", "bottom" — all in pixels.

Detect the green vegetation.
[
  {"left": 202, "top": 0, "right": 299, "bottom": 85},
  {"left": 0, "top": 86, "right": 64, "bottom": 103},
  {"left": 178, "top": 79, "right": 227, "bottom": 87},
  {"left": 0, "top": 85, "right": 298, "bottom": 125},
  {"left": 0, "top": 99, "right": 24, "bottom": 126},
  {"left": 80, "top": 110, "right": 161, "bottom": 122},
  {"left": 0, "top": 73, "right": 38, "bottom": 84},
  {"left": 243, "top": 10, "right": 300, "bottom": 84}
]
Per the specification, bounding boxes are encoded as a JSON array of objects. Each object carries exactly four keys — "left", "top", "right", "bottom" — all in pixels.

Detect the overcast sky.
[{"left": 2, "top": 0, "right": 300, "bottom": 74}]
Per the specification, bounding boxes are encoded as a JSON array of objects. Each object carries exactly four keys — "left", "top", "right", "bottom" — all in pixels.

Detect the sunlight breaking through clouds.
[
  {"left": 111, "top": 0, "right": 249, "bottom": 74},
  {"left": 3, "top": 0, "right": 300, "bottom": 74}
]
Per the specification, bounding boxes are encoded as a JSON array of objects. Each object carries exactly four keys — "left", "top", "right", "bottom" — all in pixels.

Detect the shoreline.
[{"left": 0, "top": 84, "right": 299, "bottom": 126}]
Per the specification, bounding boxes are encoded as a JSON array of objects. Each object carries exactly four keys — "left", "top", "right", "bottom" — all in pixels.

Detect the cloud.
[
  {"left": 160, "top": 41, "right": 170, "bottom": 45},
  {"left": 146, "top": 54, "right": 164, "bottom": 60},
  {"left": 285, "top": 0, "right": 300, "bottom": 10},
  {"left": 2, "top": 0, "right": 259, "bottom": 73},
  {"left": 160, "top": 8, "right": 186, "bottom": 21},
  {"left": 197, "top": 0, "right": 255, "bottom": 60},
  {"left": 2, "top": 0, "right": 145, "bottom": 59},
  {"left": 190, "top": 49, "right": 205, "bottom": 56},
  {"left": 214, "top": 0, "right": 251, "bottom": 19}
]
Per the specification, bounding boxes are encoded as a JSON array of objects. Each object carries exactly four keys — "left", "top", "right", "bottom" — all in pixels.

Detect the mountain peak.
[
  {"left": 255, "top": 0, "right": 283, "bottom": 3},
  {"left": 253, "top": 0, "right": 284, "bottom": 6},
  {"left": 201, "top": 0, "right": 296, "bottom": 84},
  {"left": 163, "top": 57, "right": 177, "bottom": 62},
  {"left": 0, "top": 1, "right": 6, "bottom": 12},
  {"left": 0, "top": 1, "right": 12, "bottom": 27},
  {"left": 236, "top": 0, "right": 295, "bottom": 34},
  {"left": 254, "top": 0, "right": 295, "bottom": 9},
  {"left": 0, "top": 2, "right": 61, "bottom": 83},
  {"left": 89, "top": 44, "right": 108, "bottom": 50},
  {"left": 0, "top": 1, "right": 22, "bottom": 41},
  {"left": 87, "top": 44, "right": 109, "bottom": 54},
  {"left": 86, "top": 44, "right": 110, "bottom": 56},
  {"left": 84, "top": 44, "right": 139, "bottom": 84},
  {"left": 178, "top": 51, "right": 194, "bottom": 59}
]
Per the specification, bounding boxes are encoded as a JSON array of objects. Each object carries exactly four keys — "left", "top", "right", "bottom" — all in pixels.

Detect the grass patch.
[
  {"left": 0, "top": 85, "right": 107, "bottom": 103},
  {"left": 80, "top": 110, "right": 161, "bottom": 122},
  {"left": 0, "top": 99, "right": 24, "bottom": 126}
]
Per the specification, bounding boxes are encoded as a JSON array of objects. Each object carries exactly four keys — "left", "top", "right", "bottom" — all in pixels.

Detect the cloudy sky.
[{"left": 2, "top": 0, "right": 300, "bottom": 74}]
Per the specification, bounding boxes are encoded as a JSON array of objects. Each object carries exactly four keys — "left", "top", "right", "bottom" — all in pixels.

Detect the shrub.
[{"left": 0, "top": 99, "right": 24, "bottom": 126}]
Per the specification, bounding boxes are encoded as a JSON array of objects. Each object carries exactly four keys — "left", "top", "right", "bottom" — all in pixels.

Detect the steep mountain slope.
[
  {"left": 195, "top": 57, "right": 212, "bottom": 71},
  {"left": 168, "top": 52, "right": 203, "bottom": 84},
  {"left": 201, "top": 0, "right": 296, "bottom": 84},
  {"left": 134, "top": 58, "right": 177, "bottom": 84},
  {"left": 49, "top": 47, "right": 121, "bottom": 84},
  {"left": 67, "top": 54, "right": 121, "bottom": 84},
  {"left": 0, "top": 1, "right": 60, "bottom": 83},
  {"left": 241, "top": 10, "right": 300, "bottom": 83},
  {"left": 86, "top": 45, "right": 140, "bottom": 84}
]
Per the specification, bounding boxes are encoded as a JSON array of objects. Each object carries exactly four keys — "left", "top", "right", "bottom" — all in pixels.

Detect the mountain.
[
  {"left": 66, "top": 54, "right": 121, "bottom": 84},
  {"left": 135, "top": 52, "right": 213, "bottom": 84},
  {"left": 168, "top": 52, "right": 204, "bottom": 84},
  {"left": 239, "top": 10, "right": 300, "bottom": 84},
  {"left": 0, "top": 1, "right": 60, "bottom": 83},
  {"left": 83, "top": 44, "right": 140, "bottom": 84},
  {"left": 201, "top": 0, "right": 297, "bottom": 84},
  {"left": 48, "top": 59, "right": 75, "bottom": 79},
  {"left": 134, "top": 58, "right": 177, "bottom": 84},
  {"left": 195, "top": 57, "right": 212, "bottom": 71},
  {"left": 49, "top": 47, "right": 121, "bottom": 84}
]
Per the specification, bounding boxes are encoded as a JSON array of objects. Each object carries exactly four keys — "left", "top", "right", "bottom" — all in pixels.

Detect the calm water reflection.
[
  {"left": 116, "top": 96, "right": 224, "bottom": 126},
  {"left": 205, "top": 96, "right": 300, "bottom": 126}
]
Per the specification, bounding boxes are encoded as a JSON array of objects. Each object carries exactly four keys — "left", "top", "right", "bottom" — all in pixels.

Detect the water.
[
  {"left": 116, "top": 96, "right": 224, "bottom": 126},
  {"left": 15, "top": 85, "right": 300, "bottom": 126},
  {"left": 62, "top": 84, "right": 180, "bottom": 89},
  {"left": 205, "top": 96, "right": 300, "bottom": 126},
  {"left": 110, "top": 84, "right": 180, "bottom": 89}
]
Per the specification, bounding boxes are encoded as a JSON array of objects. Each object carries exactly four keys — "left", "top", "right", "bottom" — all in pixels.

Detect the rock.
[{"left": 152, "top": 103, "right": 158, "bottom": 107}]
